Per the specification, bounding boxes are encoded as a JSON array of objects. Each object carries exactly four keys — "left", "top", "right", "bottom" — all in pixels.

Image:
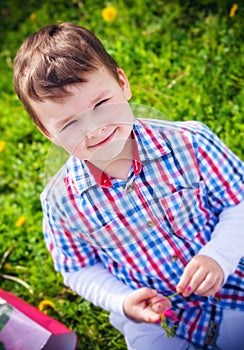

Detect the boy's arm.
[
  {"left": 62, "top": 264, "right": 170, "bottom": 323},
  {"left": 198, "top": 199, "right": 244, "bottom": 281},
  {"left": 62, "top": 263, "right": 131, "bottom": 316},
  {"left": 177, "top": 200, "right": 244, "bottom": 298},
  {"left": 177, "top": 122, "right": 244, "bottom": 297}
]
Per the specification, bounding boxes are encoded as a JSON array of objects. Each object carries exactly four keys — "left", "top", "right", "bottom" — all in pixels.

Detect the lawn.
[{"left": 0, "top": 1, "right": 243, "bottom": 349}]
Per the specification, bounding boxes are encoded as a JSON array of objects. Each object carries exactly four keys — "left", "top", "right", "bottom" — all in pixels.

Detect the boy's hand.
[
  {"left": 176, "top": 255, "right": 224, "bottom": 297},
  {"left": 123, "top": 287, "right": 171, "bottom": 323}
]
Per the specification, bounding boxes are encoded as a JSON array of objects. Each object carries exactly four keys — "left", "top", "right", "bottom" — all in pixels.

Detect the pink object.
[
  {"left": 0, "top": 289, "right": 78, "bottom": 350},
  {"left": 186, "top": 286, "right": 191, "bottom": 291},
  {"left": 163, "top": 308, "right": 175, "bottom": 318}
]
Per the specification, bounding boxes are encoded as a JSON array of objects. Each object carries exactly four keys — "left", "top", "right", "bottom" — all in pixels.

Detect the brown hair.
[{"left": 13, "top": 22, "right": 119, "bottom": 135}]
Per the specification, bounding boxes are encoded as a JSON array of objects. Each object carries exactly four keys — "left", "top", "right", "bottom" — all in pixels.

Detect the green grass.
[{"left": 0, "top": 1, "right": 243, "bottom": 349}]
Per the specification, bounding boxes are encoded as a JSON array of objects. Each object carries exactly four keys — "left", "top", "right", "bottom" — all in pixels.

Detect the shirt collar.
[
  {"left": 133, "top": 118, "right": 171, "bottom": 161},
  {"left": 70, "top": 118, "right": 171, "bottom": 193},
  {"left": 85, "top": 135, "right": 142, "bottom": 188}
]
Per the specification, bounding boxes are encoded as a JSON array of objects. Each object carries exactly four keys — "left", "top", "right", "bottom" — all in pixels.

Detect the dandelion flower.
[
  {"left": 15, "top": 216, "right": 26, "bottom": 227},
  {"left": 0, "top": 141, "right": 5, "bottom": 152},
  {"left": 229, "top": 4, "right": 238, "bottom": 17},
  {"left": 4, "top": 263, "right": 11, "bottom": 269},
  {"left": 102, "top": 6, "right": 117, "bottom": 22},
  {"left": 30, "top": 13, "right": 37, "bottom": 21},
  {"left": 38, "top": 299, "right": 56, "bottom": 312}
]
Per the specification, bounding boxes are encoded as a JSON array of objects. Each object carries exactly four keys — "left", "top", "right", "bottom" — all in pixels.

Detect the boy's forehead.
[{"left": 30, "top": 68, "right": 118, "bottom": 134}]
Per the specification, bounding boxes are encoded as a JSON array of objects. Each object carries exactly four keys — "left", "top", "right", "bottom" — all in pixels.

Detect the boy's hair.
[{"left": 13, "top": 22, "right": 119, "bottom": 135}]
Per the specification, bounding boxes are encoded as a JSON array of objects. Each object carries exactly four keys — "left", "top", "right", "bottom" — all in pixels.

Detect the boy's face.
[{"left": 31, "top": 67, "right": 133, "bottom": 162}]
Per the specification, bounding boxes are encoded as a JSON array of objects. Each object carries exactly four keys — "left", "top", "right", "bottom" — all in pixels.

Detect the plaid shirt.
[{"left": 41, "top": 119, "right": 244, "bottom": 348}]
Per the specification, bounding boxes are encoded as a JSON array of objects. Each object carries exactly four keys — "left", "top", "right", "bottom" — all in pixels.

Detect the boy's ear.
[{"left": 117, "top": 68, "right": 132, "bottom": 100}]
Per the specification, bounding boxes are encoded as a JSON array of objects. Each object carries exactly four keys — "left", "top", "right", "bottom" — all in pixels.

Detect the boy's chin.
[{"left": 89, "top": 139, "right": 128, "bottom": 162}]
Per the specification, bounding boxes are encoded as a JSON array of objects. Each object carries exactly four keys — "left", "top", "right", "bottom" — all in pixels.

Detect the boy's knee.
[{"left": 110, "top": 313, "right": 196, "bottom": 350}]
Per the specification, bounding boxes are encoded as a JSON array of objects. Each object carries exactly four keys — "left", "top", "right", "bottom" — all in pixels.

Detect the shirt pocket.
[
  {"left": 77, "top": 213, "right": 151, "bottom": 250},
  {"left": 158, "top": 186, "right": 200, "bottom": 240}
]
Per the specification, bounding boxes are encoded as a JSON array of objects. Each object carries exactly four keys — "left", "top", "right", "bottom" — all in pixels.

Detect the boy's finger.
[
  {"left": 150, "top": 297, "right": 172, "bottom": 313},
  {"left": 176, "top": 259, "right": 199, "bottom": 295},
  {"left": 128, "top": 287, "right": 158, "bottom": 305},
  {"left": 134, "top": 287, "right": 158, "bottom": 302},
  {"left": 182, "top": 267, "right": 209, "bottom": 296},
  {"left": 142, "top": 307, "right": 162, "bottom": 323},
  {"left": 194, "top": 273, "right": 222, "bottom": 296},
  {"left": 176, "top": 274, "right": 192, "bottom": 295}
]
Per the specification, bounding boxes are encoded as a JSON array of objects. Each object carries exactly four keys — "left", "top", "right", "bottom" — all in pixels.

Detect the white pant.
[{"left": 110, "top": 309, "right": 244, "bottom": 350}]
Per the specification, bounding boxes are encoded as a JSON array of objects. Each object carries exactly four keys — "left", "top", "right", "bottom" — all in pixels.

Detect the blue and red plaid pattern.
[{"left": 41, "top": 119, "right": 244, "bottom": 348}]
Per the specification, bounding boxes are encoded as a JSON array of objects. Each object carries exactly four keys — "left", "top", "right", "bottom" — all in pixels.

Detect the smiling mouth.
[{"left": 88, "top": 128, "right": 117, "bottom": 148}]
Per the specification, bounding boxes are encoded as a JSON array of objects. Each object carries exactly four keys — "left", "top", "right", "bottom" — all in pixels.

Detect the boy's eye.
[
  {"left": 94, "top": 98, "right": 110, "bottom": 109},
  {"left": 62, "top": 120, "right": 77, "bottom": 131}
]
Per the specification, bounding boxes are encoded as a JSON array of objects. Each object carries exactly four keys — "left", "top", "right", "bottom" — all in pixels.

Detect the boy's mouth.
[{"left": 88, "top": 128, "right": 117, "bottom": 148}]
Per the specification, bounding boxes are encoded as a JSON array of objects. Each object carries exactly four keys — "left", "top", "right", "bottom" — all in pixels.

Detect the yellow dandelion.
[
  {"left": 30, "top": 13, "right": 37, "bottom": 21},
  {"left": 0, "top": 141, "right": 5, "bottom": 152},
  {"left": 38, "top": 299, "right": 56, "bottom": 313},
  {"left": 4, "top": 263, "right": 11, "bottom": 270},
  {"left": 15, "top": 216, "right": 26, "bottom": 227},
  {"left": 229, "top": 3, "right": 238, "bottom": 17},
  {"left": 102, "top": 6, "right": 117, "bottom": 22}
]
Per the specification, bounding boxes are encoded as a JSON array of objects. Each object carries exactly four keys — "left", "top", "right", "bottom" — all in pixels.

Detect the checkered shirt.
[{"left": 41, "top": 119, "right": 244, "bottom": 348}]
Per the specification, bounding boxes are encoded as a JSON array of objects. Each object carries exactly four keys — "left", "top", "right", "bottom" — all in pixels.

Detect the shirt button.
[
  {"left": 126, "top": 185, "right": 133, "bottom": 193},
  {"left": 171, "top": 255, "right": 179, "bottom": 262},
  {"left": 147, "top": 221, "right": 154, "bottom": 228},
  {"left": 214, "top": 296, "right": 221, "bottom": 302}
]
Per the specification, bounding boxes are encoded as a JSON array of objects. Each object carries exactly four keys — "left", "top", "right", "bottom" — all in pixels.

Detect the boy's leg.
[
  {"left": 110, "top": 308, "right": 244, "bottom": 350},
  {"left": 109, "top": 312, "right": 197, "bottom": 350},
  {"left": 216, "top": 308, "right": 244, "bottom": 349}
]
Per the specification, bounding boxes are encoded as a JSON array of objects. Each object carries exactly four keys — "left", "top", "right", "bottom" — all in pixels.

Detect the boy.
[{"left": 13, "top": 22, "right": 244, "bottom": 349}]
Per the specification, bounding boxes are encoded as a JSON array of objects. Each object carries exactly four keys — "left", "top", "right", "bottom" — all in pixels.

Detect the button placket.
[
  {"left": 147, "top": 221, "right": 154, "bottom": 228},
  {"left": 171, "top": 255, "right": 179, "bottom": 262}
]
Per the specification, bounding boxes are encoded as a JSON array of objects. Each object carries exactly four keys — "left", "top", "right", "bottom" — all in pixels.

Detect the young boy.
[{"left": 13, "top": 22, "right": 244, "bottom": 350}]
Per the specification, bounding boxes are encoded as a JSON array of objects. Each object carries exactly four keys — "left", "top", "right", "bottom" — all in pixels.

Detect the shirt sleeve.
[
  {"left": 62, "top": 263, "right": 132, "bottom": 315},
  {"left": 194, "top": 121, "right": 244, "bottom": 211},
  {"left": 41, "top": 196, "right": 100, "bottom": 273},
  {"left": 198, "top": 200, "right": 244, "bottom": 282},
  {"left": 193, "top": 122, "right": 244, "bottom": 280}
]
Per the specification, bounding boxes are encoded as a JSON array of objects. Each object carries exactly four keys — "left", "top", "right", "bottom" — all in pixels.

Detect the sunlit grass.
[{"left": 0, "top": 1, "right": 243, "bottom": 349}]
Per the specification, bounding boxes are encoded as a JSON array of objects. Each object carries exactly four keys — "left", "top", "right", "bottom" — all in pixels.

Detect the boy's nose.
[{"left": 87, "top": 125, "right": 107, "bottom": 138}]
